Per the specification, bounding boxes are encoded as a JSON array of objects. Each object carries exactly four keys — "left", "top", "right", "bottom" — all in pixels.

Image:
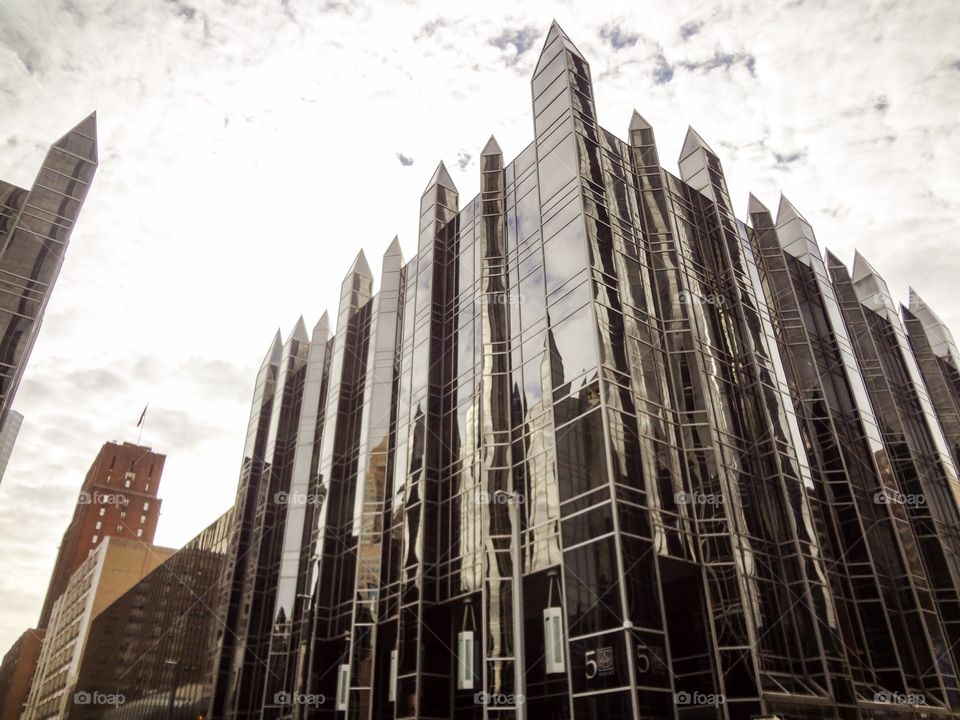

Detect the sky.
[{"left": 0, "top": 0, "right": 958, "bottom": 653}]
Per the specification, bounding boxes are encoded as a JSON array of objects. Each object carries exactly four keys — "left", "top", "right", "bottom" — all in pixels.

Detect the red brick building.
[
  {"left": 37, "top": 441, "right": 164, "bottom": 628},
  {"left": 0, "top": 628, "right": 43, "bottom": 720}
]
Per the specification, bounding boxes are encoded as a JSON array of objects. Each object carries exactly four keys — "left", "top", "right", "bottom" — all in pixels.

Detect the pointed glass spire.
[
  {"left": 777, "top": 195, "right": 808, "bottom": 225},
  {"left": 907, "top": 289, "right": 960, "bottom": 363},
  {"left": 680, "top": 125, "right": 715, "bottom": 157},
  {"left": 481, "top": 135, "right": 502, "bottom": 156},
  {"left": 532, "top": 20, "right": 595, "bottom": 139},
  {"left": 774, "top": 194, "right": 820, "bottom": 265},
  {"left": 851, "top": 251, "right": 898, "bottom": 323},
  {"left": 628, "top": 110, "right": 659, "bottom": 168},
  {"left": 823, "top": 249, "right": 846, "bottom": 273},
  {"left": 629, "top": 110, "right": 652, "bottom": 132},
  {"left": 259, "top": 330, "right": 283, "bottom": 369},
  {"left": 346, "top": 250, "right": 373, "bottom": 280},
  {"left": 53, "top": 111, "right": 98, "bottom": 164},
  {"left": 678, "top": 126, "right": 730, "bottom": 208},
  {"left": 287, "top": 316, "right": 309, "bottom": 344},
  {"left": 385, "top": 235, "right": 404, "bottom": 260},
  {"left": 313, "top": 310, "right": 331, "bottom": 339},
  {"left": 381, "top": 236, "right": 405, "bottom": 277},
  {"left": 419, "top": 160, "right": 459, "bottom": 251},
  {"left": 423, "top": 161, "right": 456, "bottom": 193},
  {"left": 534, "top": 20, "right": 585, "bottom": 75},
  {"left": 747, "top": 193, "right": 770, "bottom": 216}
]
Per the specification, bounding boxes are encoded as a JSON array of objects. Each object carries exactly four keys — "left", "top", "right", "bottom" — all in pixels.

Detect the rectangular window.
[
  {"left": 143, "top": 502, "right": 149, "bottom": 511},
  {"left": 336, "top": 664, "right": 349, "bottom": 711},
  {"left": 92, "top": 535, "right": 99, "bottom": 544},
  {"left": 388, "top": 649, "right": 398, "bottom": 703},
  {"left": 140, "top": 515, "right": 146, "bottom": 524},
  {"left": 457, "top": 631, "right": 474, "bottom": 690},
  {"left": 95, "top": 521, "right": 101, "bottom": 530},
  {"left": 98, "top": 508, "right": 105, "bottom": 517},
  {"left": 137, "top": 529, "right": 143, "bottom": 538},
  {"left": 544, "top": 607, "right": 566, "bottom": 674}
]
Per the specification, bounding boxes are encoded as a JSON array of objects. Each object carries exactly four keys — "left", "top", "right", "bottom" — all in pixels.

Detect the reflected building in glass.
[
  {"left": 0, "top": 114, "right": 97, "bottom": 438},
  {"left": 210, "top": 22, "right": 960, "bottom": 720}
]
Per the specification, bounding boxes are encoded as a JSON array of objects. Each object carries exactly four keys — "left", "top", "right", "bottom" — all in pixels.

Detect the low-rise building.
[{"left": 22, "top": 538, "right": 174, "bottom": 720}]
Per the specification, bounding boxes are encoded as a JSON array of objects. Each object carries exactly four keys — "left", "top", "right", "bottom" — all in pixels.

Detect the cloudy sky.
[{"left": 0, "top": 0, "right": 958, "bottom": 651}]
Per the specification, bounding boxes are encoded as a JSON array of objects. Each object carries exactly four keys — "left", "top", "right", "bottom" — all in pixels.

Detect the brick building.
[
  {"left": 0, "top": 628, "right": 44, "bottom": 720},
  {"left": 38, "top": 442, "right": 164, "bottom": 628}
]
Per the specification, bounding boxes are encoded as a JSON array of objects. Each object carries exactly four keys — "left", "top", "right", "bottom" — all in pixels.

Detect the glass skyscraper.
[
  {"left": 210, "top": 23, "right": 960, "bottom": 720},
  {"left": 0, "top": 114, "right": 97, "bottom": 438}
]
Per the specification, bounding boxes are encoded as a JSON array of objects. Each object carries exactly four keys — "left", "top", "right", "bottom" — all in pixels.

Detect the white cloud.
[{"left": 0, "top": 0, "right": 958, "bottom": 652}]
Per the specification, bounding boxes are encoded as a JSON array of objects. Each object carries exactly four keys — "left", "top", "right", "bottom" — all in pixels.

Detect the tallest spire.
[
  {"left": 53, "top": 112, "right": 98, "bottom": 165},
  {"left": 534, "top": 20, "right": 585, "bottom": 74},
  {"left": 532, "top": 21, "right": 596, "bottom": 140}
]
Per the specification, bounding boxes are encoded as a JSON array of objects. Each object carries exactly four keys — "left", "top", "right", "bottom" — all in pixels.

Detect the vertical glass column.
[
  {"left": 477, "top": 136, "right": 526, "bottom": 719},
  {"left": 304, "top": 254, "right": 374, "bottom": 713},
  {"left": 394, "top": 164, "right": 458, "bottom": 720},
  {"left": 342, "top": 239, "right": 404, "bottom": 719},
  {"left": 211, "top": 332, "right": 282, "bottom": 720},
  {"left": 263, "top": 314, "right": 331, "bottom": 719}
]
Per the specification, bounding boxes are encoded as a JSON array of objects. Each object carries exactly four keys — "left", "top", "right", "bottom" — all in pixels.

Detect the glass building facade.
[
  {"left": 0, "top": 114, "right": 97, "bottom": 437},
  {"left": 69, "top": 509, "right": 234, "bottom": 720},
  {"left": 210, "top": 22, "right": 960, "bottom": 720}
]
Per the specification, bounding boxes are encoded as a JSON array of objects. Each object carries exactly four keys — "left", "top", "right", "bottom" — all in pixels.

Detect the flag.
[{"left": 136, "top": 404, "right": 148, "bottom": 428}]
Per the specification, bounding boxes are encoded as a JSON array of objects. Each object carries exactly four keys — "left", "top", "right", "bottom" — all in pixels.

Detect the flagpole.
[{"left": 136, "top": 403, "right": 149, "bottom": 446}]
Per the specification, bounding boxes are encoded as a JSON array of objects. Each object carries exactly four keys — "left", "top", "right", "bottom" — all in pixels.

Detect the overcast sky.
[{"left": 0, "top": 0, "right": 958, "bottom": 652}]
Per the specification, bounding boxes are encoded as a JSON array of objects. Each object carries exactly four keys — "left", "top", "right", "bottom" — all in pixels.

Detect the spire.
[
  {"left": 628, "top": 110, "right": 659, "bottom": 168},
  {"left": 535, "top": 20, "right": 585, "bottom": 75},
  {"left": 907, "top": 289, "right": 960, "bottom": 363},
  {"left": 678, "top": 126, "right": 730, "bottom": 208},
  {"left": 629, "top": 110, "right": 652, "bottom": 132},
  {"left": 53, "top": 111, "right": 98, "bottom": 164},
  {"left": 424, "top": 161, "right": 456, "bottom": 193},
  {"left": 259, "top": 329, "right": 283, "bottom": 369},
  {"left": 823, "top": 249, "right": 845, "bottom": 270},
  {"left": 746, "top": 194, "right": 774, "bottom": 232},
  {"left": 385, "top": 235, "right": 404, "bottom": 260},
  {"left": 851, "top": 250, "right": 878, "bottom": 284},
  {"left": 774, "top": 194, "right": 820, "bottom": 265},
  {"left": 287, "top": 315, "right": 309, "bottom": 344},
  {"left": 851, "top": 251, "right": 898, "bottom": 322},
  {"left": 481, "top": 135, "right": 502, "bottom": 156},
  {"left": 347, "top": 249, "right": 373, "bottom": 280},
  {"left": 747, "top": 193, "right": 770, "bottom": 216},
  {"left": 381, "top": 236, "right": 405, "bottom": 276},
  {"left": 777, "top": 194, "right": 808, "bottom": 225},
  {"left": 313, "top": 311, "right": 331, "bottom": 339},
  {"left": 680, "top": 125, "right": 716, "bottom": 157}
]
